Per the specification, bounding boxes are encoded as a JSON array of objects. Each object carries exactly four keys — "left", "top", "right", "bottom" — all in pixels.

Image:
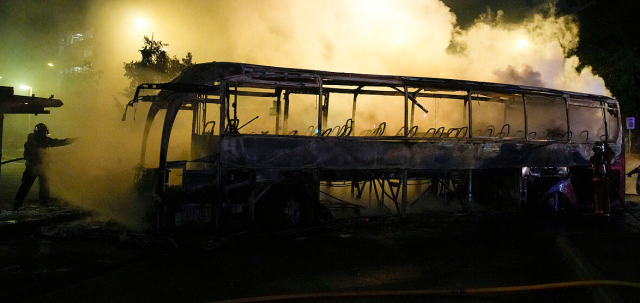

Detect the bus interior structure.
[{"left": 126, "top": 62, "right": 624, "bottom": 229}]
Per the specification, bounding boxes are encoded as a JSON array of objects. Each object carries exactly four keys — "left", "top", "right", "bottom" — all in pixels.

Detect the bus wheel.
[
  {"left": 280, "top": 195, "right": 302, "bottom": 229},
  {"left": 255, "top": 186, "right": 310, "bottom": 230}
]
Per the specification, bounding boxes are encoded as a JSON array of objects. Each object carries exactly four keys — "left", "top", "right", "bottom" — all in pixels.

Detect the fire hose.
[
  {"left": 214, "top": 280, "right": 640, "bottom": 302},
  {"left": 1, "top": 157, "right": 25, "bottom": 165}
]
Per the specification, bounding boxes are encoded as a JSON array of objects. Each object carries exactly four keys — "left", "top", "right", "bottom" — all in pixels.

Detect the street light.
[
  {"left": 47, "top": 63, "right": 54, "bottom": 67},
  {"left": 517, "top": 39, "right": 529, "bottom": 49},
  {"left": 135, "top": 18, "right": 148, "bottom": 30}
]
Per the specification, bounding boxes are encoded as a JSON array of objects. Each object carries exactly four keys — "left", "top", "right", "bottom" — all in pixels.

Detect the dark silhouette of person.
[
  {"left": 627, "top": 165, "right": 640, "bottom": 194},
  {"left": 590, "top": 141, "right": 613, "bottom": 216},
  {"left": 12, "top": 123, "right": 75, "bottom": 210}
]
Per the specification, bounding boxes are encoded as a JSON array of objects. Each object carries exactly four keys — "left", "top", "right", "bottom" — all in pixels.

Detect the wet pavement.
[
  {"left": 0, "top": 208, "right": 639, "bottom": 302},
  {"left": 3, "top": 151, "right": 640, "bottom": 302}
]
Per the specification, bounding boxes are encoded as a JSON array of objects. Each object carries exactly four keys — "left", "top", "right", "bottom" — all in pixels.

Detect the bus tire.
[
  {"left": 279, "top": 194, "right": 303, "bottom": 229},
  {"left": 255, "top": 185, "right": 311, "bottom": 230}
]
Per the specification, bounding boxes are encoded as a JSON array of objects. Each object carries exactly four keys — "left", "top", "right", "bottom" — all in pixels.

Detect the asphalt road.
[
  {"left": 3, "top": 151, "right": 640, "bottom": 302},
  {"left": 1, "top": 210, "right": 640, "bottom": 303}
]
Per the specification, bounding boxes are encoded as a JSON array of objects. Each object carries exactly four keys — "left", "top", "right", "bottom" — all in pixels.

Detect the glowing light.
[
  {"left": 423, "top": 114, "right": 427, "bottom": 117},
  {"left": 19, "top": 85, "right": 32, "bottom": 96},
  {"left": 397, "top": 38, "right": 404, "bottom": 43},
  {"left": 135, "top": 18, "right": 147, "bottom": 29},
  {"left": 47, "top": 63, "right": 54, "bottom": 67},
  {"left": 440, "top": 72, "right": 444, "bottom": 76},
  {"left": 517, "top": 39, "right": 529, "bottom": 49}
]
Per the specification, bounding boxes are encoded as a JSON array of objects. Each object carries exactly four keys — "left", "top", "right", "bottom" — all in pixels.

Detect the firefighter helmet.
[
  {"left": 593, "top": 141, "right": 605, "bottom": 153},
  {"left": 34, "top": 123, "right": 49, "bottom": 135}
]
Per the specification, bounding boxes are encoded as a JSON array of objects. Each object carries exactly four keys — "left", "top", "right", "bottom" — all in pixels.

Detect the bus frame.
[{"left": 127, "top": 62, "right": 624, "bottom": 229}]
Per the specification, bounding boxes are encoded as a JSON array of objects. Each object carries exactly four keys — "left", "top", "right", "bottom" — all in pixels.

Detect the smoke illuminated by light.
[
  {"left": 517, "top": 39, "right": 529, "bottom": 49},
  {"left": 84, "top": 0, "right": 609, "bottom": 101},
  {"left": 134, "top": 18, "right": 147, "bottom": 29},
  {"left": 34, "top": 0, "right": 612, "bottom": 226}
]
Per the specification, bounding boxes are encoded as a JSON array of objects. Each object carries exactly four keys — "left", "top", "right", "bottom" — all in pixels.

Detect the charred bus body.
[{"left": 129, "top": 62, "right": 624, "bottom": 229}]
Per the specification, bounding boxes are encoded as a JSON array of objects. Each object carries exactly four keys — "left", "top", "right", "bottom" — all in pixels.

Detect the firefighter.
[
  {"left": 11, "top": 123, "right": 75, "bottom": 210},
  {"left": 590, "top": 141, "right": 612, "bottom": 216}
]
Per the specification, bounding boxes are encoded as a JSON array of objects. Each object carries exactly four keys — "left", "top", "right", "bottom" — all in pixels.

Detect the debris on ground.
[
  {"left": 40, "top": 220, "right": 152, "bottom": 245},
  {"left": 0, "top": 202, "right": 89, "bottom": 231}
]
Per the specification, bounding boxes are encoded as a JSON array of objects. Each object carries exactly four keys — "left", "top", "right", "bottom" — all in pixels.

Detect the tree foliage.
[
  {"left": 62, "top": 60, "right": 103, "bottom": 89},
  {"left": 567, "top": 0, "right": 640, "bottom": 117},
  {"left": 122, "top": 35, "right": 194, "bottom": 98}
]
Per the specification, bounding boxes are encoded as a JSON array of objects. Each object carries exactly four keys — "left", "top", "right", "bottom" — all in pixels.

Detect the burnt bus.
[{"left": 127, "top": 62, "right": 624, "bottom": 229}]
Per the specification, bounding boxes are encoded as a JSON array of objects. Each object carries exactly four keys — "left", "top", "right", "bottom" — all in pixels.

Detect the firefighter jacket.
[{"left": 23, "top": 133, "right": 72, "bottom": 169}]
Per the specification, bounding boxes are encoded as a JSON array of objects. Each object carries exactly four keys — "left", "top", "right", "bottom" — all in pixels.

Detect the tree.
[
  {"left": 122, "top": 35, "right": 195, "bottom": 100},
  {"left": 565, "top": 0, "right": 640, "bottom": 118}
]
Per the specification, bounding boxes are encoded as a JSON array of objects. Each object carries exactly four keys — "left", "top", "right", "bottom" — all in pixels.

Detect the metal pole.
[
  {"left": 191, "top": 102, "right": 199, "bottom": 135},
  {"left": 352, "top": 86, "right": 363, "bottom": 134},
  {"left": 215, "top": 81, "right": 227, "bottom": 228},
  {"left": 601, "top": 103, "right": 609, "bottom": 143},
  {"left": 411, "top": 102, "right": 415, "bottom": 128},
  {"left": 467, "top": 91, "right": 472, "bottom": 138},
  {"left": 322, "top": 93, "right": 329, "bottom": 130},
  {"left": 404, "top": 86, "right": 409, "bottom": 137},
  {"left": 275, "top": 89, "right": 282, "bottom": 135},
  {"left": 219, "top": 82, "right": 227, "bottom": 134},
  {"left": 191, "top": 102, "right": 199, "bottom": 159},
  {"left": 317, "top": 78, "right": 323, "bottom": 136},
  {"left": 352, "top": 94, "right": 357, "bottom": 134},
  {"left": 284, "top": 92, "right": 290, "bottom": 134},
  {"left": 522, "top": 93, "right": 528, "bottom": 140}
]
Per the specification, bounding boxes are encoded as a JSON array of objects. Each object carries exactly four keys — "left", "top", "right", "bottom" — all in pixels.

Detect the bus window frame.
[
  {"left": 524, "top": 93, "right": 570, "bottom": 142},
  {"left": 567, "top": 98, "right": 608, "bottom": 143},
  {"left": 604, "top": 102, "right": 621, "bottom": 143},
  {"left": 469, "top": 91, "right": 526, "bottom": 140}
]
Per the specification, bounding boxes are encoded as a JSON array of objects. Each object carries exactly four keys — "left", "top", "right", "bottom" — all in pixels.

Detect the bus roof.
[{"left": 165, "top": 62, "right": 617, "bottom": 104}]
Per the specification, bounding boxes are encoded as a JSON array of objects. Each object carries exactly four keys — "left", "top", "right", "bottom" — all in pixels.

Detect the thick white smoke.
[
  {"left": 87, "top": 0, "right": 610, "bottom": 100},
  {"left": 40, "top": 0, "right": 611, "bottom": 226}
]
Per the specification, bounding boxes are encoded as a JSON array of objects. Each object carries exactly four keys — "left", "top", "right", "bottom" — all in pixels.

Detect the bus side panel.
[{"left": 219, "top": 135, "right": 593, "bottom": 171}]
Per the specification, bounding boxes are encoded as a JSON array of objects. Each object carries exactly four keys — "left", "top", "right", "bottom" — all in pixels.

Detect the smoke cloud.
[
  {"left": 493, "top": 65, "right": 544, "bottom": 87},
  {"left": 19, "top": 0, "right": 612, "bottom": 226}
]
